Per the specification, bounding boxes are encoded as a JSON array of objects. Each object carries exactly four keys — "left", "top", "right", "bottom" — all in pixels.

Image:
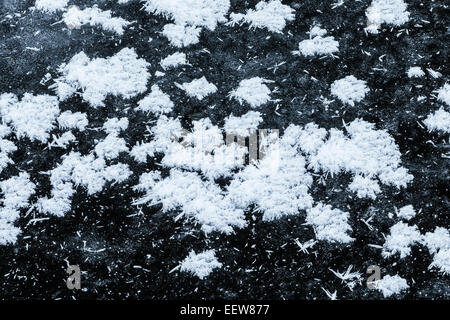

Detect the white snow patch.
[
  {"left": 330, "top": 76, "right": 369, "bottom": 106},
  {"left": 437, "top": 83, "right": 450, "bottom": 107},
  {"left": 137, "top": 85, "right": 174, "bottom": 114},
  {"left": 407, "top": 67, "right": 425, "bottom": 78},
  {"left": 0, "top": 93, "right": 60, "bottom": 143},
  {"left": 227, "top": 126, "right": 313, "bottom": 221},
  {"left": 382, "top": 222, "right": 422, "bottom": 258},
  {"left": 38, "top": 151, "right": 131, "bottom": 216},
  {"left": 0, "top": 124, "right": 17, "bottom": 174},
  {"left": 223, "top": 111, "right": 263, "bottom": 136},
  {"left": 35, "top": 0, "right": 68, "bottom": 13},
  {"left": 53, "top": 48, "right": 150, "bottom": 107},
  {"left": 348, "top": 175, "right": 381, "bottom": 200},
  {"left": 102, "top": 117, "right": 129, "bottom": 135},
  {"left": 306, "top": 203, "right": 353, "bottom": 243},
  {"left": 162, "top": 24, "right": 201, "bottom": 47},
  {"left": 298, "top": 27, "right": 339, "bottom": 57},
  {"left": 375, "top": 274, "right": 409, "bottom": 297},
  {"left": 160, "top": 52, "right": 187, "bottom": 70},
  {"left": 424, "top": 227, "right": 450, "bottom": 255},
  {"left": 144, "top": 0, "right": 230, "bottom": 47},
  {"left": 397, "top": 205, "right": 416, "bottom": 221},
  {"left": 176, "top": 76, "right": 217, "bottom": 100},
  {"left": 179, "top": 249, "right": 222, "bottom": 279},
  {"left": 302, "top": 119, "right": 413, "bottom": 190},
  {"left": 63, "top": 5, "right": 131, "bottom": 35},
  {"left": 230, "top": 77, "right": 272, "bottom": 108},
  {"left": 134, "top": 169, "right": 246, "bottom": 234},
  {"left": 429, "top": 249, "right": 450, "bottom": 275},
  {"left": 423, "top": 108, "right": 450, "bottom": 134},
  {"left": 57, "top": 111, "right": 88, "bottom": 131},
  {"left": 365, "top": 0, "right": 410, "bottom": 34},
  {"left": 0, "top": 173, "right": 35, "bottom": 245},
  {"left": 229, "top": 0, "right": 295, "bottom": 33}
]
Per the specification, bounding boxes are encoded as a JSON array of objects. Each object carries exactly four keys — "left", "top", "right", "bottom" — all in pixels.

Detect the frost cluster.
[
  {"left": 298, "top": 26, "right": 339, "bottom": 57},
  {"left": 230, "top": 77, "right": 272, "bottom": 108},
  {"left": 223, "top": 111, "right": 263, "bottom": 137},
  {"left": 58, "top": 111, "right": 88, "bottom": 131},
  {"left": 134, "top": 169, "right": 246, "bottom": 234},
  {"left": 375, "top": 275, "right": 409, "bottom": 298},
  {"left": 229, "top": 0, "right": 295, "bottom": 33},
  {"left": 137, "top": 85, "right": 174, "bottom": 115},
  {"left": 160, "top": 52, "right": 187, "bottom": 70},
  {"left": 397, "top": 205, "right": 416, "bottom": 221},
  {"left": 423, "top": 108, "right": 450, "bottom": 134},
  {"left": 35, "top": 0, "right": 68, "bottom": 13},
  {"left": 0, "top": 93, "right": 60, "bottom": 143},
  {"left": 179, "top": 249, "right": 222, "bottom": 279},
  {"left": 437, "top": 83, "right": 450, "bottom": 107},
  {"left": 176, "top": 77, "right": 217, "bottom": 100},
  {"left": 382, "top": 222, "right": 422, "bottom": 258},
  {"left": 330, "top": 76, "right": 369, "bottom": 106},
  {"left": 53, "top": 48, "right": 150, "bottom": 107},
  {"left": 365, "top": 0, "right": 410, "bottom": 34},
  {"left": 0, "top": 173, "right": 35, "bottom": 245},
  {"left": 300, "top": 119, "right": 413, "bottom": 193},
  {"left": 407, "top": 67, "right": 425, "bottom": 78},
  {"left": 144, "top": 0, "right": 230, "bottom": 47},
  {"left": 63, "top": 5, "right": 131, "bottom": 35},
  {"left": 0, "top": 124, "right": 17, "bottom": 173},
  {"left": 162, "top": 24, "right": 201, "bottom": 48},
  {"left": 305, "top": 203, "right": 353, "bottom": 243},
  {"left": 227, "top": 126, "right": 313, "bottom": 221},
  {"left": 424, "top": 227, "right": 450, "bottom": 275}
]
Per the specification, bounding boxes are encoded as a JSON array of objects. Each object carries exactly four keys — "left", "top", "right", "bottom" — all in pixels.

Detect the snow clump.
[
  {"left": 179, "top": 249, "right": 222, "bottom": 279},
  {"left": 330, "top": 76, "right": 369, "bottom": 106},
  {"left": 230, "top": 77, "right": 272, "bottom": 108},
  {"left": 229, "top": 0, "right": 295, "bottom": 33},
  {"left": 53, "top": 48, "right": 150, "bottom": 107}
]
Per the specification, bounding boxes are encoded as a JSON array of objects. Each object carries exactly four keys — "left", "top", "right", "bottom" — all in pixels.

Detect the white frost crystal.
[
  {"left": 303, "top": 119, "right": 413, "bottom": 190},
  {"left": 35, "top": 0, "right": 68, "bottom": 13},
  {"left": 330, "top": 76, "right": 369, "bottom": 106},
  {"left": 134, "top": 169, "right": 246, "bottom": 234},
  {"left": 230, "top": 77, "right": 272, "bottom": 108},
  {"left": 176, "top": 77, "right": 217, "bottom": 100},
  {"left": 0, "top": 124, "right": 16, "bottom": 173},
  {"left": 348, "top": 175, "right": 381, "bottom": 200},
  {"left": 423, "top": 108, "right": 450, "bottom": 134},
  {"left": 0, "top": 173, "right": 35, "bottom": 245},
  {"left": 0, "top": 93, "right": 60, "bottom": 143},
  {"left": 160, "top": 52, "right": 187, "bottom": 70},
  {"left": 375, "top": 275, "right": 409, "bottom": 297},
  {"left": 298, "top": 27, "right": 339, "bottom": 57},
  {"left": 63, "top": 5, "right": 131, "bottom": 35},
  {"left": 365, "top": 0, "right": 410, "bottom": 34},
  {"left": 162, "top": 24, "right": 201, "bottom": 48},
  {"left": 424, "top": 227, "right": 450, "bottom": 255},
  {"left": 407, "top": 67, "right": 425, "bottom": 78},
  {"left": 180, "top": 249, "right": 222, "bottom": 279},
  {"left": 54, "top": 48, "right": 150, "bottom": 107},
  {"left": 58, "top": 111, "right": 88, "bottom": 131},
  {"left": 137, "top": 85, "right": 174, "bottom": 114},
  {"left": 223, "top": 111, "right": 263, "bottom": 136},
  {"left": 306, "top": 203, "right": 353, "bottom": 243},
  {"left": 382, "top": 222, "right": 422, "bottom": 258},
  {"left": 397, "top": 205, "right": 416, "bottom": 221},
  {"left": 429, "top": 249, "right": 450, "bottom": 275},
  {"left": 227, "top": 126, "right": 313, "bottom": 221},
  {"left": 437, "top": 83, "right": 450, "bottom": 107},
  {"left": 229, "top": 0, "right": 295, "bottom": 33},
  {"left": 144, "top": 0, "right": 230, "bottom": 47}
]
